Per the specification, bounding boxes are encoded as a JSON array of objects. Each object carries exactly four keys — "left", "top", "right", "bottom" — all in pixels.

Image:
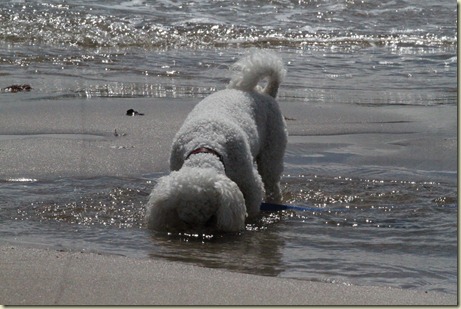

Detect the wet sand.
[
  {"left": 0, "top": 96, "right": 456, "bottom": 179},
  {"left": 0, "top": 96, "right": 457, "bottom": 305},
  {"left": 0, "top": 245, "right": 456, "bottom": 305}
]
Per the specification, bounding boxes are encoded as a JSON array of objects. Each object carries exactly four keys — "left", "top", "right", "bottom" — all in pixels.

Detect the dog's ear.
[
  {"left": 146, "top": 170, "right": 195, "bottom": 231},
  {"left": 145, "top": 176, "right": 178, "bottom": 230},
  {"left": 214, "top": 177, "right": 247, "bottom": 232}
]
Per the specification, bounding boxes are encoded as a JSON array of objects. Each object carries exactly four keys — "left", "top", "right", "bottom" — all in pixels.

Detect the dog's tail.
[{"left": 228, "top": 50, "right": 286, "bottom": 98}]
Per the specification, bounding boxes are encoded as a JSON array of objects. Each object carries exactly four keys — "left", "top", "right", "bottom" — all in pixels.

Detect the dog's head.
[{"left": 146, "top": 167, "right": 247, "bottom": 233}]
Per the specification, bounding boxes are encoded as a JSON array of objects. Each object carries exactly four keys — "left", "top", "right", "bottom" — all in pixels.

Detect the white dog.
[{"left": 146, "top": 50, "right": 287, "bottom": 233}]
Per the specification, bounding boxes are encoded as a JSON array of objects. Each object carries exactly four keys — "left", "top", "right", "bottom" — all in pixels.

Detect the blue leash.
[{"left": 260, "top": 202, "right": 345, "bottom": 212}]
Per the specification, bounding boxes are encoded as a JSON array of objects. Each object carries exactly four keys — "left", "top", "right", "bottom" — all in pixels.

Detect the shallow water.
[
  {"left": 0, "top": 173, "right": 457, "bottom": 293},
  {"left": 0, "top": 0, "right": 457, "bottom": 296},
  {"left": 0, "top": 0, "right": 456, "bottom": 105}
]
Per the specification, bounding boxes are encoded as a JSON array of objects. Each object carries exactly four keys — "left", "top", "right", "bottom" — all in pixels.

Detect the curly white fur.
[
  {"left": 146, "top": 166, "right": 246, "bottom": 232},
  {"left": 228, "top": 49, "right": 287, "bottom": 98},
  {"left": 146, "top": 50, "right": 287, "bottom": 233}
]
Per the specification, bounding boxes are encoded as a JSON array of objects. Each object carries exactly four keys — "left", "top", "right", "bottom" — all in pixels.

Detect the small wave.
[
  {"left": 73, "top": 83, "right": 217, "bottom": 99},
  {"left": 5, "top": 178, "right": 38, "bottom": 182},
  {"left": 0, "top": 2, "right": 456, "bottom": 50}
]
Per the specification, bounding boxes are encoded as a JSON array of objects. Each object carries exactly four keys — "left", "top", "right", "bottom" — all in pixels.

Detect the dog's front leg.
[{"left": 225, "top": 148, "right": 264, "bottom": 218}]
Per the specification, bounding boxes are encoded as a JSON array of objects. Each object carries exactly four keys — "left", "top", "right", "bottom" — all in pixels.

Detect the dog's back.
[{"left": 171, "top": 51, "right": 286, "bottom": 171}]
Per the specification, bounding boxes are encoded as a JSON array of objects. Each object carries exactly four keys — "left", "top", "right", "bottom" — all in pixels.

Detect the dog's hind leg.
[
  {"left": 257, "top": 124, "right": 287, "bottom": 204},
  {"left": 257, "top": 152, "right": 284, "bottom": 203}
]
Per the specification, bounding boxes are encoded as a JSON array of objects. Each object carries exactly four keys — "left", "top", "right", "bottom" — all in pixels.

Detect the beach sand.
[
  {"left": 0, "top": 245, "right": 456, "bottom": 305},
  {"left": 0, "top": 95, "right": 457, "bottom": 305}
]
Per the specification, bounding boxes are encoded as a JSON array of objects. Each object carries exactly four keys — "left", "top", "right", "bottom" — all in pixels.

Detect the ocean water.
[{"left": 0, "top": 0, "right": 457, "bottom": 295}]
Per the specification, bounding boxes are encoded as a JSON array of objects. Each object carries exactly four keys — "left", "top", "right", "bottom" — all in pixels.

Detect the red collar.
[{"left": 186, "top": 147, "right": 224, "bottom": 165}]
